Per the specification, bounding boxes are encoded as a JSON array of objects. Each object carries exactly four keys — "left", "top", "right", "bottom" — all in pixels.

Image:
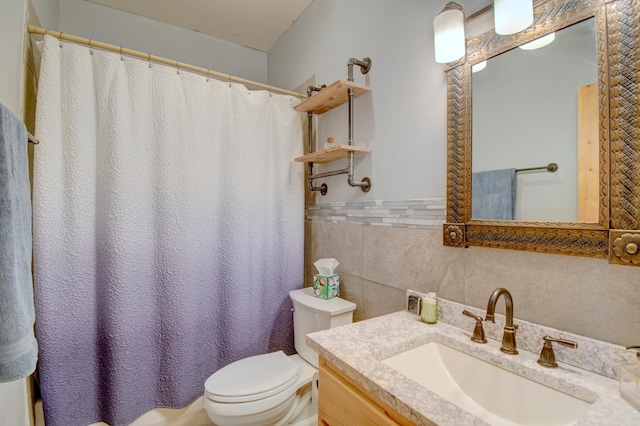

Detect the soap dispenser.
[
  {"left": 620, "top": 346, "right": 640, "bottom": 411},
  {"left": 421, "top": 292, "right": 438, "bottom": 324}
]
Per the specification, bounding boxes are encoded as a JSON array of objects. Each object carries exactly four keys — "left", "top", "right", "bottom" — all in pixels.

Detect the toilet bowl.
[{"left": 203, "top": 287, "right": 356, "bottom": 426}]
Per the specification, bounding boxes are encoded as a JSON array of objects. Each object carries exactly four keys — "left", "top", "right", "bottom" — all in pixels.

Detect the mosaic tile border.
[{"left": 306, "top": 199, "right": 446, "bottom": 230}]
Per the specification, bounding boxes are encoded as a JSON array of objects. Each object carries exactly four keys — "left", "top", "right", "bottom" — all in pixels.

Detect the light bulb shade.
[
  {"left": 471, "top": 60, "right": 487, "bottom": 73},
  {"left": 519, "top": 32, "right": 555, "bottom": 50},
  {"left": 434, "top": 2, "right": 465, "bottom": 64},
  {"left": 494, "top": 0, "right": 533, "bottom": 35}
]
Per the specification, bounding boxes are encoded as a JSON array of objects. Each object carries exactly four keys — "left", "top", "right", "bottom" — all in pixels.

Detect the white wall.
[
  {"left": 56, "top": 0, "right": 267, "bottom": 84},
  {"left": 1, "top": 0, "right": 28, "bottom": 116},
  {"left": 0, "top": 0, "right": 34, "bottom": 424},
  {"left": 30, "top": 0, "right": 59, "bottom": 28},
  {"left": 268, "top": 0, "right": 491, "bottom": 202}
]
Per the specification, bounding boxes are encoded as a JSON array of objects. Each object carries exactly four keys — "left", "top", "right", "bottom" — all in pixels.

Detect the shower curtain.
[{"left": 33, "top": 35, "right": 304, "bottom": 426}]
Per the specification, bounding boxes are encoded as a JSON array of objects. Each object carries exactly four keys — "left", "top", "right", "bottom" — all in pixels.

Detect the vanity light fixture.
[
  {"left": 494, "top": 0, "right": 533, "bottom": 35},
  {"left": 471, "top": 60, "right": 487, "bottom": 73},
  {"left": 519, "top": 32, "right": 556, "bottom": 50},
  {"left": 434, "top": 2, "right": 465, "bottom": 64}
]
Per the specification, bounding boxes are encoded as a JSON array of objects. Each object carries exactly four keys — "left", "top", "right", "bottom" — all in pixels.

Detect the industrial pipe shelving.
[{"left": 294, "top": 58, "right": 372, "bottom": 195}]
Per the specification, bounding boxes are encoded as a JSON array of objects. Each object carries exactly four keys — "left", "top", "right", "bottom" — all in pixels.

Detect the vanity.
[{"left": 308, "top": 296, "right": 640, "bottom": 425}]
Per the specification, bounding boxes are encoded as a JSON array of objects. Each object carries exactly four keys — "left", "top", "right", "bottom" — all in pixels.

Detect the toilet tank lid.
[{"left": 289, "top": 287, "right": 356, "bottom": 316}]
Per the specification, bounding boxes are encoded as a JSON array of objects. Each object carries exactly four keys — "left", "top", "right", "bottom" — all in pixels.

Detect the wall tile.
[
  {"left": 307, "top": 221, "right": 362, "bottom": 276},
  {"left": 462, "top": 246, "right": 640, "bottom": 346},
  {"left": 335, "top": 272, "right": 363, "bottom": 322},
  {"left": 307, "top": 199, "right": 445, "bottom": 229},
  {"left": 361, "top": 280, "right": 406, "bottom": 320},
  {"left": 306, "top": 203, "right": 640, "bottom": 347},
  {"left": 362, "top": 226, "right": 464, "bottom": 300}
]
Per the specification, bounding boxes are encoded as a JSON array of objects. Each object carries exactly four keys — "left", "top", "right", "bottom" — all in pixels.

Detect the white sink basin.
[{"left": 382, "top": 342, "right": 592, "bottom": 426}]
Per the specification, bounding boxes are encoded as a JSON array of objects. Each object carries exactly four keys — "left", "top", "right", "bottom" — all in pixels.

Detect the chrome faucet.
[{"left": 485, "top": 288, "right": 518, "bottom": 355}]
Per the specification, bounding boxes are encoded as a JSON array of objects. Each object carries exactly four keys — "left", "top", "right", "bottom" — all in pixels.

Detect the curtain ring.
[
  {"left": 268, "top": 86, "right": 272, "bottom": 97},
  {"left": 228, "top": 74, "right": 232, "bottom": 88},
  {"left": 58, "top": 32, "right": 63, "bottom": 48},
  {"left": 89, "top": 39, "right": 94, "bottom": 55},
  {"left": 175, "top": 61, "right": 180, "bottom": 75},
  {"left": 119, "top": 46, "right": 124, "bottom": 61},
  {"left": 147, "top": 53, "right": 152, "bottom": 68}
]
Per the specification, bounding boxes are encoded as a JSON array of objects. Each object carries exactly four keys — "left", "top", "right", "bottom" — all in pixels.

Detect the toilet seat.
[
  {"left": 205, "top": 351, "right": 300, "bottom": 403},
  {"left": 203, "top": 287, "right": 355, "bottom": 425}
]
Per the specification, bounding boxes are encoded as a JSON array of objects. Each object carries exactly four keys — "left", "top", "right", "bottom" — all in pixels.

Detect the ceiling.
[{"left": 86, "top": 0, "right": 313, "bottom": 52}]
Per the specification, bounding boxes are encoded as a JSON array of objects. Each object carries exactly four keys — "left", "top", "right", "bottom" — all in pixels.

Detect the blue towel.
[
  {"left": 472, "top": 169, "right": 517, "bottom": 220},
  {"left": 0, "top": 102, "right": 37, "bottom": 382}
]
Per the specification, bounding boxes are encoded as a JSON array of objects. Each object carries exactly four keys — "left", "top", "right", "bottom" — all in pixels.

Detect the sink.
[{"left": 382, "top": 342, "right": 592, "bottom": 426}]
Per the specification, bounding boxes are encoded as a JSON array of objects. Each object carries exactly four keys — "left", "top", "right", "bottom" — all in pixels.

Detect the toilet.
[{"left": 203, "top": 287, "right": 356, "bottom": 426}]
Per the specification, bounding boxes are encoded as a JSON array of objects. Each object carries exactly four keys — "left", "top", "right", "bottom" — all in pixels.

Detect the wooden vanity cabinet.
[{"left": 318, "top": 357, "right": 413, "bottom": 426}]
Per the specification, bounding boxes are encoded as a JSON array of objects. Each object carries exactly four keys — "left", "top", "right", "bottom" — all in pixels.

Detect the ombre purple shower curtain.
[{"left": 32, "top": 35, "right": 304, "bottom": 426}]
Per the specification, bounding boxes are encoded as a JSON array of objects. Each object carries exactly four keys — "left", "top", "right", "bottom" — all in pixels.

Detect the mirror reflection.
[{"left": 471, "top": 18, "right": 598, "bottom": 222}]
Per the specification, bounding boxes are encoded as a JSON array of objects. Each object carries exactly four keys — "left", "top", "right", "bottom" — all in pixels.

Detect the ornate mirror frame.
[{"left": 443, "top": 0, "right": 640, "bottom": 265}]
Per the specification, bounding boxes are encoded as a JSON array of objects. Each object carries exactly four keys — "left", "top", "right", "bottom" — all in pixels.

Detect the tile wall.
[{"left": 304, "top": 199, "right": 640, "bottom": 347}]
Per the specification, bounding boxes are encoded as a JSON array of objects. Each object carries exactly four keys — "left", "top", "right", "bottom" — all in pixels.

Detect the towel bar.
[{"left": 515, "top": 163, "right": 557, "bottom": 173}]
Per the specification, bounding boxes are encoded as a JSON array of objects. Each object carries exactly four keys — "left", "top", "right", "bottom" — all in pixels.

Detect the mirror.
[
  {"left": 471, "top": 19, "right": 598, "bottom": 222},
  {"left": 443, "top": 0, "right": 640, "bottom": 262}
]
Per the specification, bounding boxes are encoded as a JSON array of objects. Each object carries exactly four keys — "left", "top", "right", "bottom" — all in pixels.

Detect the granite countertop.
[{"left": 306, "top": 306, "right": 640, "bottom": 426}]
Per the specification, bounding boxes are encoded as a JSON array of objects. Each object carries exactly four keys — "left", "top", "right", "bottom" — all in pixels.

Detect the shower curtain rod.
[{"left": 27, "top": 25, "right": 307, "bottom": 99}]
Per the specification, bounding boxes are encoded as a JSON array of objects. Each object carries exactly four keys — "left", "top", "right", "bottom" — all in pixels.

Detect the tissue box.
[{"left": 313, "top": 274, "right": 340, "bottom": 299}]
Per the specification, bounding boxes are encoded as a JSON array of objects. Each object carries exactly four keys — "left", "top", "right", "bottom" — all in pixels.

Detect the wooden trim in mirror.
[{"left": 445, "top": 0, "right": 640, "bottom": 260}]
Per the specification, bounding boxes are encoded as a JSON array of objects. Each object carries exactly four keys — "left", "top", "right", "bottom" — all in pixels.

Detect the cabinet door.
[{"left": 318, "top": 359, "right": 405, "bottom": 426}]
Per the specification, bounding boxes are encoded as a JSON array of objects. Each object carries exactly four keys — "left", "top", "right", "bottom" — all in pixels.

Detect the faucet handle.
[
  {"left": 462, "top": 310, "right": 487, "bottom": 344},
  {"left": 537, "top": 336, "right": 578, "bottom": 368}
]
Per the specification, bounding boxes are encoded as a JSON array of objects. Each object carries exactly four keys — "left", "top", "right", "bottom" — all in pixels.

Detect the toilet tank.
[{"left": 289, "top": 287, "right": 356, "bottom": 368}]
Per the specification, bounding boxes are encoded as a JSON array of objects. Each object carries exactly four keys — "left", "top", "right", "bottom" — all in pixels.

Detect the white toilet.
[{"left": 203, "top": 287, "right": 356, "bottom": 426}]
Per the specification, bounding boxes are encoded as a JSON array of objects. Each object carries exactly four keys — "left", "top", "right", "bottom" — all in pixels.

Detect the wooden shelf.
[
  {"left": 294, "top": 145, "right": 370, "bottom": 164},
  {"left": 294, "top": 80, "right": 370, "bottom": 115}
]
